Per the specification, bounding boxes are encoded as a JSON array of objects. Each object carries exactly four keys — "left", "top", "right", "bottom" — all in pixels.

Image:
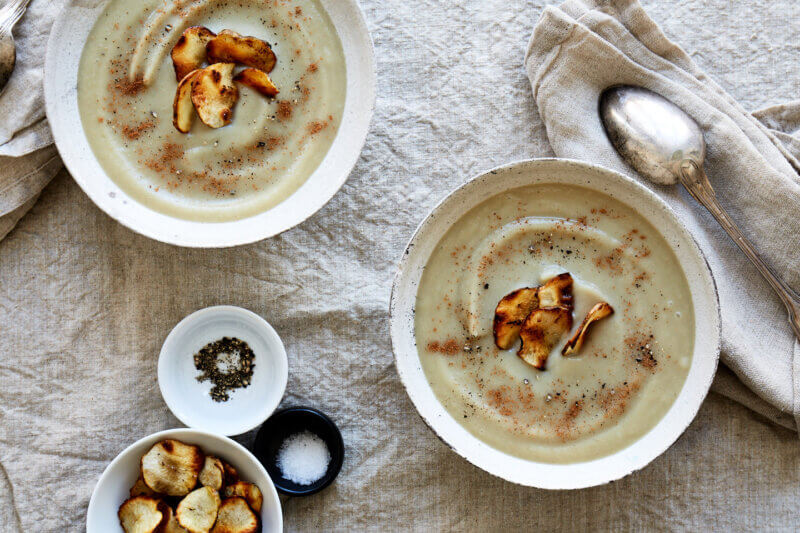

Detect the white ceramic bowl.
[
  {"left": 86, "top": 428, "right": 283, "bottom": 532},
  {"left": 44, "top": 0, "right": 375, "bottom": 248},
  {"left": 159, "top": 306, "right": 288, "bottom": 436},
  {"left": 390, "top": 158, "right": 720, "bottom": 489}
]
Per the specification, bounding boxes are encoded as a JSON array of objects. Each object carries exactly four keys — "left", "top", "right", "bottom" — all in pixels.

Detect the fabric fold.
[{"left": 526, "top": 0, "right": 800, "bottom": 430}]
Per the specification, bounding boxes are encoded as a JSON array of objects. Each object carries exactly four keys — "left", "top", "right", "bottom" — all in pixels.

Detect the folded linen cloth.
[
  {"left": 526, "top": 0, "right": 800, "bottom": 431},
  {"left": 0, "top": 0, "right": 67, "bottom": 240}
]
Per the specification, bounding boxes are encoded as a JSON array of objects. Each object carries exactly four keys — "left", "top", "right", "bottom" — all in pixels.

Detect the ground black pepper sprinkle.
[{"left": 193, "top": 337, "right": 255, "bottom": 402}]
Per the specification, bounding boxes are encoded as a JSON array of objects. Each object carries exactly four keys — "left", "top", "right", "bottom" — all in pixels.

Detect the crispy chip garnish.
[
  {"left": 493, "top": 287, "right": 539, "bottom": 350},
  {"left": 118, "top": 496, "right": 167, "bottom": 533},
  {"left": 191, "top": 63, "right": 239, "bottom": 129},
  {"left": 171, "top": 26, "right": 216, "bottom": 81},
  {"left": 234, "top": 68, "right": 279, "bottom": 98},
  {"left": 206, "top": 30, "right": 276, "bottom": 73},
  {"left": 562, "top": 302, "right": 614, "bottom": 356},
  {"left": 537, "top": 272, "right": 573, "bottom": 310},
  {"left": 141, "top": 440, "right": 204, "bottom": 497},
  {"left": 222, "top": 482, "right": 263, "bottom": 513},
  {"left": 198, "top": 456, "right": 225, "bottom": 491},
  {"left": 162, "top": 505, "right": 190, "bottom": 533},
  {"left": 173, "top": 69, "right": 201, "bottom": 133},
  {"left": 211, "top": 497, "right": 259, "bottom": 533},
  {"left": 176, "top": 487, "right": 221, "bottom": 533},
  {"left": 518, "top": 308, "right": 572, "bottom": 370}
]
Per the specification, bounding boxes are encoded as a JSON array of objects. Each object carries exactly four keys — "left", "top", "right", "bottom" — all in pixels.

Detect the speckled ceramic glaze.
[
  {"left": 390, "top": 159, "right": 720, "bottom": 489},
  {"left": 44, "top": 0, "right": 375, "bottom": 247}
]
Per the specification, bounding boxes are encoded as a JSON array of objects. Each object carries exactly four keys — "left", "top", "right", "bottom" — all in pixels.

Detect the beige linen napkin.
[
  {"left": 0, "top": 0, "right": 67, "bottom": 241},
  {"left": 526, "top": 0, "right": 800, "bottom": 431}
]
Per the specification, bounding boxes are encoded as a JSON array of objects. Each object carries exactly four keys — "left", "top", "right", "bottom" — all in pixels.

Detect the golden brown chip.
[
  {"left": 206, "top": 30, "right": 277, "bottom": 73},
  {"left": 161, "top": 505, "right": 190, "bottom": 533},
  {"left": 518, "top": 308, "right": 572, "bottom": 370},
  {"left": 562, "top": 302, "right": 614, "bottom": 356},
  {"left": 176, "top": 487, "right": 221, "bottom": 533},
  {"left": 141, "top": 439, "right": 204, "bottom": 497},
  {"left": 191, "top": 63, "right": 239, "bottom": 129},
  {"left": 173, "top": 69, "right": 201, "bottom": 133},
  {"left": 130, "top": 476, "right": 158, "bottom": 498},
  {"left": 198, "top": 456, "right": 225, "bottom": 491},
  {"left": 118, "top": 496, "right": 167, "bottom": 533},
  {"left": 171, "top": 26, "right": 216, "bottom": 81},
  {"left": 221, "top": 461, "right": 239, "bottom": 486},
  {"left": 211, "top": 497, "right": 259, "bottom": 533},
  {"left": 233, "top": 68, "right": 279, "bottom": 98},
  {"left": 537, "top": 272, "right": 573, "bottom": 310},
  {"left": 493, "top": 287, "right": 539, "bottom": 350},
  {"left": 222, "top": 482, "right": 263, "bottom": 513}
]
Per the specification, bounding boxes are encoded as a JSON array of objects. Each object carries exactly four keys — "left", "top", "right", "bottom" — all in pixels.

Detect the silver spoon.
[
  {"left": 0, "top": 0, "right": 32, "bottom": 94},
  {"left": 600, "top": 84, "right": 800, "bottom": 339}
]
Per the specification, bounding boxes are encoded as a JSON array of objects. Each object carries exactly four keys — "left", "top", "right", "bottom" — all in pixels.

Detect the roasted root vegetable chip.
[
  {"left": 518, "top": 308, "right": 572, "bottom": 370},
  {"left": 211, "top": 497, "right": 259, "bottom": 533},
  {"left": 206, "top": 30, "right": 276, "bottom": 73},
  {"left": 173, "top": 69, "right": 201, "bottom": 133},
  {"left": 199, "top": 456, "right": 225, "bottom": 491},
  {"left": 191, "top": 63, "right": 239, "bottom": 129},
  {"left": 129, "top": 476, "right": 158, "bottom": 498},
  {"left": 222, "top": 481, "right": 263, "bottom": 513},
  {"left": 161, "top": 505, "right": 190, "bottom": 533},
  {"left": 141, "top": 439, "right": 204, "bottom": 496},
  {"left": 118, "top": 496, "right": 167, "bottom": 533},
  {"left": 537, "top": 272, "right": 573, "bottom": 310},
  {"left": 176, "top": 487, "right": 221, "bottom": 533},
  {"left": 562, "top": 302, "right": 614, "bottom": 356},
  {"left": 234, "top": 67, "right": 279, "bottom": 98},
  {"left": 171, "top": 26, "right": 216, "bottom": 81},
  {"left": 493, "top": 287, "right": 539, "bottom": 350}
]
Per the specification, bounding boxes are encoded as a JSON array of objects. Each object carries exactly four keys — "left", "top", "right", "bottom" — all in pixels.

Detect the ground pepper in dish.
[{"left": 193, "top": 337, "right": 255, "bottom": 402}]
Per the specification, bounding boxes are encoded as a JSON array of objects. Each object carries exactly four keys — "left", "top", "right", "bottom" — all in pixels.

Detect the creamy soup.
[
  {"left": 78, "top": 0, "right": 346, "bottom": 221},
  {"left": 415, "top": 184, "right": 694, "bottom": 463}
]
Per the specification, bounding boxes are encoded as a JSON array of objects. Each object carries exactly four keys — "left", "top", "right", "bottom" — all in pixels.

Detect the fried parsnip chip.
[
  {"left": 141, "top": 440, "right": 204, "bottom": 497},
  {"left": 222, "top": 482, "right": 263, "bottom": 513},
  {"left": 176, "top": 487, "right": 221, "bottom": 533},
  {"left": 198, "top": 456, "right": 225, "bottom": 491},
  {"left": 206, "top": 30, "right": 276, "bottom": 73},
  {"left": 118, "top": 496, "right": 167, "bottom": 533},
  {"left": 234, "top": 67, "right": 279, "bottom": 98},
  {"left": 518, "top": 308, "right": 572, "bottom": 370},
  {"left": 537, "top": 272, "right": 573, "bottom": 310},
  {"left": 493, "top": 287, "right": 539, "bottom": 350},
  {"left": 191, "top": 63, "right": 239, "bottom": 128},
  {"left": 562, "top": 302, "right": 614, "bottom": 356},
  {"left": 171, "top": 26, "right": 217, "bottom": 81},
  {"left": 221, "top": 461, "right": 239, "bottom": 486},
  {"left": 162, "top": 505, "right": 190, "bottom": 533},
  {"left": 211, "top": 497, "right": 259, "bottom": 533},
  {"left": 173, "top": 69, "right": 201, "bottom": 133},
  {"left": 130, "top": 476, "right": 158, "bottom": 498}
]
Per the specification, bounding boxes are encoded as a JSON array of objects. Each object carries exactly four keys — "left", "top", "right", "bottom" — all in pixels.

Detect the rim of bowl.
[
  {"left": 254, "top": 406, "right": 345, "bottom": 496},
  {"left": 157, "top": 305, "right": 289, "bottom": 436},
  {"left": 44, "top": 0, "right": 376, "bottom": 248},
  {"left": 389, "top": 157, "right": 721, "bottom": 489},
  {"left": 86, "top": 428, "right": 283, "bottom": 532}
]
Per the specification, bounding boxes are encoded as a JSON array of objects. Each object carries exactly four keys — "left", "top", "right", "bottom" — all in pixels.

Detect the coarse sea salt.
[{"left": 277, "top": 431, "right": 331, "bottom": 485}]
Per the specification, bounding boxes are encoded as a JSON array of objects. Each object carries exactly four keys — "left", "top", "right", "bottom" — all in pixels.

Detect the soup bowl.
[
  {"left": 44, "top": 0, "right": 375, "bottom": 247},
  {"left": 389, "top": 158, "right": 720, "bottom": 489}
]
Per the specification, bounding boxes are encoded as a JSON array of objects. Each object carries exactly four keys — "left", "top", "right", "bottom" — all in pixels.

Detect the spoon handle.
[{"left": 679, "top": 160, "right": 800, "bottom": 340}]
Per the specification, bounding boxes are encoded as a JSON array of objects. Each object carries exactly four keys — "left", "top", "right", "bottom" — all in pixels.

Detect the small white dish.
[
  {"left": 86, "top": 428, "right": 283, "bottom": 532},
  {"left": 158, "top": 306, "right": 288, "bottom": 436},
  {"left": 44, "top": 0, "right": 375, "bottom": 247}
]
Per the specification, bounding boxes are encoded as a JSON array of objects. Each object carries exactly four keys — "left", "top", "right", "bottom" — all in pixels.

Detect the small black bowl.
[{"left": 253, "top": 406, "right": 344, "bottom": 496}]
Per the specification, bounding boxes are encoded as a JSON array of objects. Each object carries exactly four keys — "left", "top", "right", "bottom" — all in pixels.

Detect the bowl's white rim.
[
  {"left": 44, "top": 0, "right": 376, "bottom": 248},
  {"left": 85, "top": 427, "right": 283, "bottom": 532},
  {"left": 157, "top": 305, "right": 289, "bottom": 436},
  {"left": 389, "top": 158, "right": 721, "bottom": 489}
]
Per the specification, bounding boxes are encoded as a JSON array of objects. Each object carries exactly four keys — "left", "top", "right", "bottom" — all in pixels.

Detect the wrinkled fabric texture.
[
  {"left": 0, "top": 0, "right": 66, "bottom": 236},
  {"left": 526, "top": 0, "right": 800, "bottom": 430},
  {"left": 1, "top": 0, "right": 799, "bottom": 531}
]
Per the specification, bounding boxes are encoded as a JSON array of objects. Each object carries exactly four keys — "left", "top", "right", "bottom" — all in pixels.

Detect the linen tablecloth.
[{"left": 1, "top": 0, "right": 798, "bottom": 531}]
